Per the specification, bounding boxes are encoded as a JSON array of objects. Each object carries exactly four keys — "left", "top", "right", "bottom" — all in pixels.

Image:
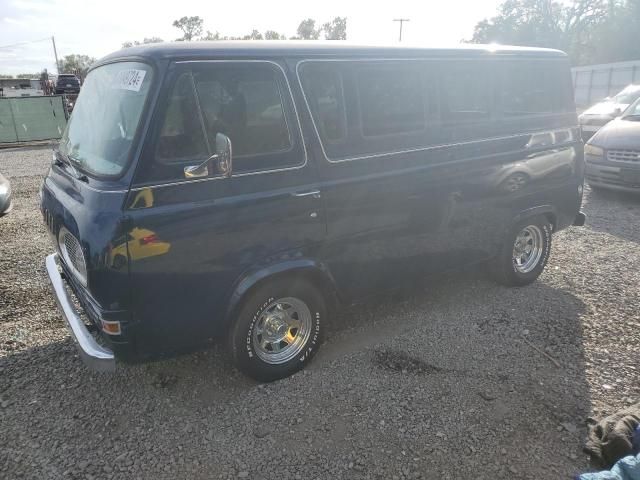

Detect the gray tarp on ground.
[{"left": 0, "top": 96, "right": 67, "bottom": 144}]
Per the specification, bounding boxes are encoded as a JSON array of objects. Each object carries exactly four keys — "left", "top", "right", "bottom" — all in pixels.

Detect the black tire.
[
  {"left": 228, "top": 278, "right": 325, "bottom": 382},
  {"left": 491, "top": 215, "right": 552, "bottom": 287}
]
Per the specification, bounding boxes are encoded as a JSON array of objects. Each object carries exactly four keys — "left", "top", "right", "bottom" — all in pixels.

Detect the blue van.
[{"left": 41, "top": 42, "right": 585, "bottom": 381}]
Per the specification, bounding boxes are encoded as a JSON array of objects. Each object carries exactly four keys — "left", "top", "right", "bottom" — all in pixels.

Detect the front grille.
[
  {"left": 58, "top": 228, "right": 87, "bottom": 286},
  {"left": 607, "top": 149, "right": 640, "bottom": 163}
]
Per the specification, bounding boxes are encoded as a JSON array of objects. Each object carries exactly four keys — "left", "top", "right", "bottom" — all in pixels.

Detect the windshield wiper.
[{"left": 56, "top": 150, "right": 88, "bottom": 182}]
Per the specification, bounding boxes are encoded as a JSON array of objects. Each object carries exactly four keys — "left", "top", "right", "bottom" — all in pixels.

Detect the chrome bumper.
[{"left": 45, "top": 253, "right": 115, "bottom": 372}]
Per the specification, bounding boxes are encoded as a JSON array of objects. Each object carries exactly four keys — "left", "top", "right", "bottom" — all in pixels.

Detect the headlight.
[
  {"left": 58, "top": 227, "right": 88, "bottom": 287},
  {"left": 584, "top": 144, "right": 604, "bottom": 157}
]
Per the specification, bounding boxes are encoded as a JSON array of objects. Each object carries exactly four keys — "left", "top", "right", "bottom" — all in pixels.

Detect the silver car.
[
  {"left": 0, "top": 173, "right": 12, "bottom": 216},
  {"left": 585, "top": 97, "right": 640, "bottom": 192},
  {"left": 579, "top": 84, "right": 640, "bottom": 142}
]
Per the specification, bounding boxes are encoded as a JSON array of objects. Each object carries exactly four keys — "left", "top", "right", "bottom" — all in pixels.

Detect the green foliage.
[
  {"left": 242, "top": 30, "right": 264, "bottom": 40},
  {"left": 264, "top": 30, "right": 285, "bottom": 40},
  {"left": 469, "top": 0, "right": 640, "bottom": 65},
  {"left": 59, "top": 54, "right": 96, "bottom": 79},
  {"left": 323, "top": 17, "right": 347, "bottom": 40},
  {"left": 15, "top": 73, "right": 40, "bottom": 79},
  {"left": 173, "top": 16, "right": 204, "bottom": 41},
  {"left": 121, "top": 16, "right": 347, "bottom": 46},
  {"left": 122, "top": 37, "right": 164, "bottom": 48},
  {"left": 296, "top": 19, "right": 321, "bottom": 40},
  {"left": 201, "top": 31, "right": 221, "bottom": 41},
  {"left": 0, "top": 74, "right": 14, "bottom": 79}
]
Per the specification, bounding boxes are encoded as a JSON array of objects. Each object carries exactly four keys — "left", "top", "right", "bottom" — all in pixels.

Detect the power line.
[{"left": 0, "top": 37, "right": 52, "bottom": 50}]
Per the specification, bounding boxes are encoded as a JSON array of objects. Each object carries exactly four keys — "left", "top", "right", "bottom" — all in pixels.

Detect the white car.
[
  {"left": 579, "top": 84, "right": 640, "bottom": 141},
  {"left": 0, "top": 173, "right": 12, "bottom": 216}
]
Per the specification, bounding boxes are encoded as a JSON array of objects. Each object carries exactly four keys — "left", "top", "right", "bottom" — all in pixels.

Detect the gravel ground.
[{"left": 1, "top": 147, "right": 639, "bottom": 480}]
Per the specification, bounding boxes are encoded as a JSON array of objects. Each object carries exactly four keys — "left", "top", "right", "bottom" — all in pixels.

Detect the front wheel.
[
  {"left": 228, "top": 278, "right": 325, "bottom": 382},
  {"left": 490, "top": 216, "right": 552, "bottom": 287}
]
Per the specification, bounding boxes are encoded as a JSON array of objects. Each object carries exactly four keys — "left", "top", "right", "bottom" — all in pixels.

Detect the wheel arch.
[
  {"left": 224, "top": 259, "right": 339, "bottom": 331},
  {"left": 512, "top": 205, "right": 557, "bottom": 232}
]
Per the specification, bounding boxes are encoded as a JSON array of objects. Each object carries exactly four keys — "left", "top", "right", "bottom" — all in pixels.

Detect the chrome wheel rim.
[
  {"left": 512, "top": 225, "right": 543, "bottom": 274},
  {"left": 253, "top": 297, "right": 312, "bottom": 365}
]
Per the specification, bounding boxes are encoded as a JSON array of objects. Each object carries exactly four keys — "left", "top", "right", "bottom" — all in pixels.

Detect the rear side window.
[
  {"left": 298, "top": 64, "right": 347, "bottom": 143},
  {"left": 356, "top": 66, "right": 425, "bottom": 136},
  {"left": 500, "top": 61, "right": 574, "bottom": 115},
  {"left": 440, "top": 63, "right": 492, "bottom": 121},
  {"left": 501, "top": 63, "right": 553, "bottom": 115}
]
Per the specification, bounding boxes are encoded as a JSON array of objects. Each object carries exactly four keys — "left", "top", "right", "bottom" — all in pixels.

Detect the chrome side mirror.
[
  {"left": 184, "top": 159, "right": 210, "bottom": 178},
  {"left": 183, "top": 133, "right": 233, "bottom": 179}
]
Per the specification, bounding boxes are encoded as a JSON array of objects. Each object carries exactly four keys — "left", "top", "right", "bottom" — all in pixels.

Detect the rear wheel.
[
  {"left": 228, "top": 278, "right": 325, "bottom": 382},
  {"left": 491, "top": 216, "right": 552, "bottom": 286}
]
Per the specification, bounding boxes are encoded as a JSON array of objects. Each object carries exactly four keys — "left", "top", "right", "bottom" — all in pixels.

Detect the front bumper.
[
  {"left": 585, "top": 161, "right": 640, "bottom": 192},
  {"left": 45, "top": 253, "right": 115, "bottom": 372}
]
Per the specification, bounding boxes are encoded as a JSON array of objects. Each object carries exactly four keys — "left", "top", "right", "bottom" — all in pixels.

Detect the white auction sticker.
[{"left": 114, "top": 69, "right": 147, "bottom": 92}]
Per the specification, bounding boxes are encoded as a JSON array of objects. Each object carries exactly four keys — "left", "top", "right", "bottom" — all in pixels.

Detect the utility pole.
[
  {"left": 393, "top": 18, "right": 410, "bottom": 42},
  {"left": 51, "top": 36, "right": 60, "bottom": 74}
]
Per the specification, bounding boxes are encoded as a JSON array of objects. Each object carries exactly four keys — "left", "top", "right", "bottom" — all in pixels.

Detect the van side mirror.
[
  {"left": 613, "top": 107, "right": 622, "bottom": 117},
  {"left": 183, "top": 133, "right": 233, "bottom": 179}
]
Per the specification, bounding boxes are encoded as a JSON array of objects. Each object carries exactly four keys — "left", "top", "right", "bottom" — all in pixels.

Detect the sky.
[{"left": 0, "top": 0, "right": 502, "bottom": 76}]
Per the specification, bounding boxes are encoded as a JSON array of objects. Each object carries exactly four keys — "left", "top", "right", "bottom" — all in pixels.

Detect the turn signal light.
[{"left": 101, "top": 320, "right": 122, "bottom": 335}]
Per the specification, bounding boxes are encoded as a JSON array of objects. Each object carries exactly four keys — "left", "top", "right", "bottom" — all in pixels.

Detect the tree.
[
  {"left": 0, "top": 74, "right": 13, "bottom": 79},
  {"left": 242, "top": 29, "right": 264, "bottom": 40},
  {"left": 587, "top": 0, "right": 640, "bottom": 64},
  {"left": 295, "top": 18, "right": 321, "bottom": 40},
  {"left": 323, "top": 17, "right": 347, "bottom": 40},
  {"left": 264, "top": 30, "right": 285, "bottom": 40},
  {"left": 201, "top": 30, "right": 221, "bottom": 41},
  {"left": 59, "top": 54, "right": 96, "bottom": 79},
  {"left": 16, "top": 73, "right": 40, "bottom": 79},
  {"left": 468, "top": 0, "right": 609, "bottom": 65},
  {"left": 122, "top": 37, "right": 164, "bottom": 48},
  {"left": 173, "top": 16, "right": 204, "bottom": 41}
]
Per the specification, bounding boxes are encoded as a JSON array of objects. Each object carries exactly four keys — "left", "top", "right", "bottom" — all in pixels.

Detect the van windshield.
[{"left": 58, "top": 61, "right": 153, "bottom": 177}]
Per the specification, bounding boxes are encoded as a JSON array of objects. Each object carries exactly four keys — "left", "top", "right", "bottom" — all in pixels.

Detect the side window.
[
  {"left": 356, "top": 66, "right": 425, "bottom": 136},
  {"left": 440, "top": 63, "right": 492, "bottom": 121},
  {"left": 156, "top": 72, "right": 208, "bottom": 163},
  {"left": 193, "top": 64, "right": 292, "bottom": 158},
  {"left": 501, "top": 63, "right": 554, "bottom": 115},
  {"left": 299, "top": 64, "right": 347, "bottom": 144},
  {"left": 144, "top": 62, "right": 301, "bottom": 184}
]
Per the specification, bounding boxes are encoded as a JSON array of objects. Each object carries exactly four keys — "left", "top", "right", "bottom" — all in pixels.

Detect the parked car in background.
[
  {"left": 41, "top": 43, "right": 585, "bottom": 381},
  {"left": 579, "top": 84, "right": 640, "bottom": 141},
  {"left": 0, "top": 173, "right": 12, "bottom": 216},
  {"left": 585, "top": 97, "right": 640, "bottom": 192},
  {"left": 54, "top": 74, "right": 81, "bottom": 95}
]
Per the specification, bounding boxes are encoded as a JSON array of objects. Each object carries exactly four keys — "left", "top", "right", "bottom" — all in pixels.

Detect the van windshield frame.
[{"left": 58, "top": 60, "right": 156, "bottom": 180}]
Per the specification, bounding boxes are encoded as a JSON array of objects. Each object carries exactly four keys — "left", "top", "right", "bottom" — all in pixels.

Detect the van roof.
[{"left": 97, "top": 41, "right": 567, "bottom": 66}]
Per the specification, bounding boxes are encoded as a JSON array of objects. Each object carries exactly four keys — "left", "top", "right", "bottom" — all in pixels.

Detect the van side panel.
[{"left": 295, "top": 56, "right": 582, "bottom": 300}]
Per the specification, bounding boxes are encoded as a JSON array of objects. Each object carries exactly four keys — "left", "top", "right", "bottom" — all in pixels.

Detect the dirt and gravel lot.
[{"left": 1, "top": 146, "right": 639, "bottom": 480}]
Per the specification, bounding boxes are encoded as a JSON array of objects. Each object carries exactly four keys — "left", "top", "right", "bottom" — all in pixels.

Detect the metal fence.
[
  {"left": 572, "top": 59, "right": 640, "bottom": 108},
  {"left": 0, "top": 95, "right": 67, "bottom": 144}
]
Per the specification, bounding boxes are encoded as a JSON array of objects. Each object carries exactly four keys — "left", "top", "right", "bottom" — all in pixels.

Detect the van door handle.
[{"left": 291, "top": 190, "right": 321, "bottom": 198}]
